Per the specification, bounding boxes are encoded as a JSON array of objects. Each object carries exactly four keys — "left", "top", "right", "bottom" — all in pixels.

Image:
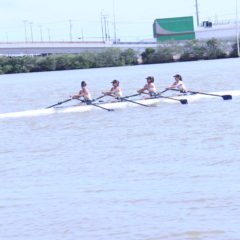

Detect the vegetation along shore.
[{"left": 0, "top": 38, "right": 239, "bottom": 75}]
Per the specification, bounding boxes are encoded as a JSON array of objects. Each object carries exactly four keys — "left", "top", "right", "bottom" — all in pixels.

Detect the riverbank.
[{"left": 0, "top": 38, "right": 238, "bottom": 74}]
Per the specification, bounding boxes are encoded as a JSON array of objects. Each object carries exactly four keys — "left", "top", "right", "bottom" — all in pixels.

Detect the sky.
[{"left": 0, "top": 0, "right": 238, "bottom": 42}]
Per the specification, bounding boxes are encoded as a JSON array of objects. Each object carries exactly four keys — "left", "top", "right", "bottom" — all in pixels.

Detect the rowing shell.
[
  {"left": 0, "top": 90, "right": 239, "bottom": 119},
  {"left": 58, "top": 90, "right": 240, "bottom": 112}
]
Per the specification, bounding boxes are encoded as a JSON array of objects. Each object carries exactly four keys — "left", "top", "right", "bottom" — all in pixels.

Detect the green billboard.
[{"left": 153, "top": 16, "right": 195, "bottom": 41}]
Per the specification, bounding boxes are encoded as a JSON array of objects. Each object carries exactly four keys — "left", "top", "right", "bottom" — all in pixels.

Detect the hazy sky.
[{"left": 0, "top": 0, "right": 238, "bottom": 42}]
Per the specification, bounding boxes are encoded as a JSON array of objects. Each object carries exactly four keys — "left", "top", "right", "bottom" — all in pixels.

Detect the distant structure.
[
  {"left": 195, "top": 21, "right": 237, "bottom": 40},
  {"left": 153, "top": 16, "right": 238, "bottom": 41},
  {"left": 153, "top": 16, "right": 195, "bottom": 42}
]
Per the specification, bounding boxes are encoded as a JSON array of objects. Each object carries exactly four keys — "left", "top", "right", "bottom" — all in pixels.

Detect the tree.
[
  {"left": 204, "top": 38, "right": 226, "bottom": 59},
  {"left": 180, "top": 40, "right": 206, "bottom": 61},
  {"left": 230, "top": 42, "right": 240, "bottom": 57},
  {"left": 141, "top": 47, "right": 155, "bottom": 64},
  {"left": 120, "top": 48, "right": 138, "bottom": 65}
]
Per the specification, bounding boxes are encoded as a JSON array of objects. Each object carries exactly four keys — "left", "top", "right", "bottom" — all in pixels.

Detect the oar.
[
  {"left": 124, "top": 93, "right": 141, "bottom": 98},
  {"left": 141, "top": 92, "right": 188, "bottom": 104},
  {"left": 170, "top": 89, "right": 232, "bottom": 100},
  {"left": 158, "top": 89, "right": 169, "bottom": 95},
  {"left": 46, "top": 98, "right": 72, "bottom": 109},
  {"left": 189, "top": 90, "right": 232, "bottom": 100},
  {"left": 91, "top": 103, "right": 114, "bottom": 111},
  {"left": 107, "top": 94, "right": 151, "bottom": 107},
  {"left": 93, "top": 95, "right": 107, "bottom": 102},
  {"left": 76, "top": 99, "right": 114, "bottom": 111}
]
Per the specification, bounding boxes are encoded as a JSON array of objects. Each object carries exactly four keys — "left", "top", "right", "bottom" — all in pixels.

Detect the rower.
[
  {"left": 166, "top": 74, "right": 187, "bottom": 93},
  {"left": 102, "top": 80, "right": 123, "bottom": 99},
  {"left": 137, "top": 76, "right": 157, "bottom": 96},
  {"left": 71, "top": 81, "right": 93, "bottom": 104}
]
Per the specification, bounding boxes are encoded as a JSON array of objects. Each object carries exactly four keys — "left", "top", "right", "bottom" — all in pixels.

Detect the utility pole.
[
  {"left": 104, "top": 15, "right": 107, "bottom": 41},
  {"left": 48, "top": 28, "right": 51, "bottom": 42},
  {"left": 100, "top": 12, "right": 110, "bottom": 42},
  {"left": 195, "top": 0, "right": 200, "bottom": 27},
  {"left": 30, "top": 22, "right": 34, "bottom": 42},
  {"left": 113, "top": 0, "right": 117, "bottom": 43},
  {"left": 69, "top": 19, "right": 73, "bottom": 42},
  {"left": 81, "top": 29, "right": 84, "bottom": 41},
  {"left": 103, "top": 14, "right": 109, "bottom": 41},
  {"left": 5, "top": 32, "right": 9, "bottom": 43},
  {"left": 100, "top": 12, "right": 105, "bottom": 41},
  {"left": 23, "top": 20, "right": 28, "bottom": 42},
  {"left": 106, "top": 16, "right": 110, "bottom": 41},
  {"left": 236, "top": 0, "right": 240, "bottom": 57},
  {"left": 39, "top": 25, "right": 43, "bottom": 42}
]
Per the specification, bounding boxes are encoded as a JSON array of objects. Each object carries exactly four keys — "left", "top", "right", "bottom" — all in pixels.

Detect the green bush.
[
  {"left": 0, "top": 39, "right": 237, "bottom": 75},
  {"left": 230, "top": 42, "right": 240, "bottom": 57},
  {"left": 0, "top": 48, "right": 139, "bottom": 74}
]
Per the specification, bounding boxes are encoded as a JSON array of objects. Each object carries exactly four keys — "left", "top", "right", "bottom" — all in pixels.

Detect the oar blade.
[
  {"left": 222, "top": 95, "right": 232, "bottom": 100},
  {"left": 180, "top": 99, "right": 188, "bottom": 104}
]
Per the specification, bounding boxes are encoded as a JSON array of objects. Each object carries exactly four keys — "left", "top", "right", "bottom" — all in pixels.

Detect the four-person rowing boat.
[
  {"left": 47, "top": 75, "right": 233, "bottom": 112},
  {"left": 49, "top": 90, "right": 234, "bottom": 113}
]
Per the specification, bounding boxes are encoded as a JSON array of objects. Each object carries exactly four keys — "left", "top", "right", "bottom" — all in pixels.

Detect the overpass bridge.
[{"left": 0, "top": 41, "right": 158, "bottom": 55}]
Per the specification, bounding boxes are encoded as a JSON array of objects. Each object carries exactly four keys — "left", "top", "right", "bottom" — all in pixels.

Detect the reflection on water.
[{"left": 0, "top": 58, "right": 240, "bottom": 240}]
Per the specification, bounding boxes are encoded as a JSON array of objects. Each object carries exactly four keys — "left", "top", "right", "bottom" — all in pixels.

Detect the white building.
[{"left": 195, "top": 22, "right": 238, "bottom": 40}]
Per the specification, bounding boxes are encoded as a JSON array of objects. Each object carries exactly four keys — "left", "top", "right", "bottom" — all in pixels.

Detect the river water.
[{"left": 0, "top": 58, "right": 240, "bottom": 240}]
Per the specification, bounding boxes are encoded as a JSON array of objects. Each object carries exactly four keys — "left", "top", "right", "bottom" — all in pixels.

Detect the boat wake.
[{"left": 0, "top": 105, "right": 93, "bottom": 119}]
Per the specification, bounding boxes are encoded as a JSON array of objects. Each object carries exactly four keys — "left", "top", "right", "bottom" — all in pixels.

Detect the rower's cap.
[
  {"left": 146, "top": 76, "right": 154, "bottom": 80},
  {"left": 111, "top": 79, "right": 119, "bottom": 84},
  {"left": 173, "top": 74, "right": 181, "bottom": 78}
]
